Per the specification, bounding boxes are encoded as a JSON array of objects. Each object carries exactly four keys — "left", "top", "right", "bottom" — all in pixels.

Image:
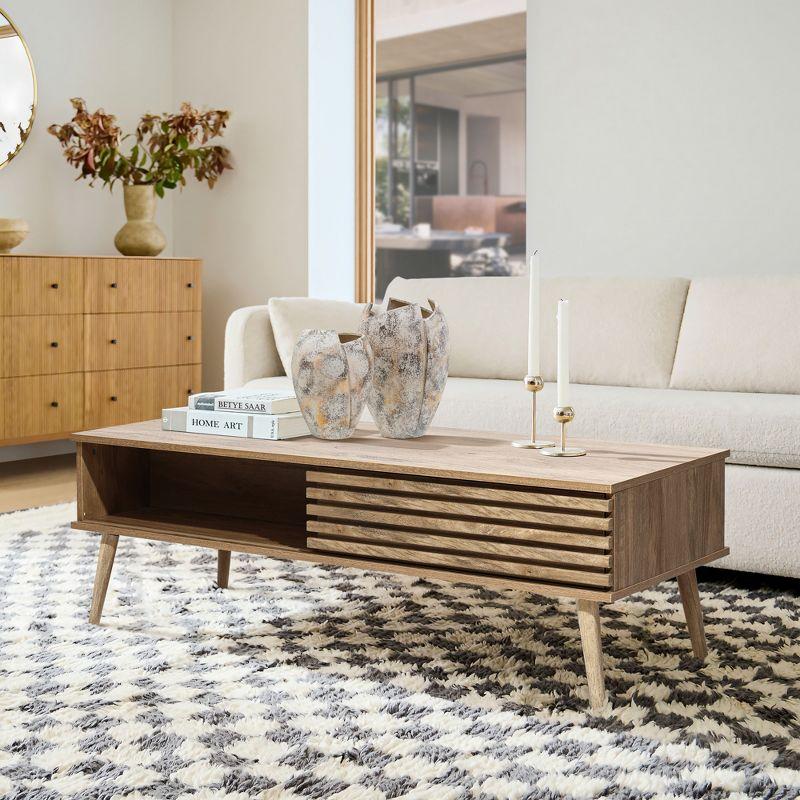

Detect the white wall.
[
  {"left": 172, "top": 0, "right": 309, "bottom": 391},
  {"left": 308, "top": 0, "right": 356, "bottom": 301},
  {"left": 527, "top": 0, "right": 800, "bottom": 276},
  {"left": 0, "top": 0, "right": 174, "bottom": 254}
]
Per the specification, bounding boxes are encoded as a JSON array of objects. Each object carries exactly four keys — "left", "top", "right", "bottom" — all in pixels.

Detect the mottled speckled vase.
[
  {"left": 360, "top": 298, "right": 449, "bottom": 439},
  {"left": 291, "top": 329, "right": 373, "bottom": 440}
]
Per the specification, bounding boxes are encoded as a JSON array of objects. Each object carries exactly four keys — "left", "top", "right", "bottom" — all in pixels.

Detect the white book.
[
  {"left": 188, "top": 388, "right": 299, "bottom": 415},
  {"left": 162, "top": 407, "right": 309, "bottom": 440}
]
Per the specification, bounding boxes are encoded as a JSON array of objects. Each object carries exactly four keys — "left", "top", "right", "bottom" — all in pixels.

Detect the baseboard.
[
  {"left": 0, "top": 439, "right": 76, "bottom": 464},
  {"left": 697, "top": 565, "right": 799, "bottom": 593}
]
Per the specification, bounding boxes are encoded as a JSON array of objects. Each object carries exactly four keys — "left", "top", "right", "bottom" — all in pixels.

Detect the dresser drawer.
[
  {"left": 0, "top": 257, "right": 83, "bottom": 315},
  {"left": 4, "top": 374, "right": 83, "bottom": 438},
  {"left": 84, "top": 258, "right": 201, "bottom": 312},
  {"left": 1, "top": 315, "right": 83, "bottom": 377},
  {"left": 84, "top": 365, "right": 202, "bottom": 428},
  {"left": 306, "top": 471, "right": 614, "bottom": 590},
  {"left": 84, "top": 312, "right": 201, "bottom": 371}
]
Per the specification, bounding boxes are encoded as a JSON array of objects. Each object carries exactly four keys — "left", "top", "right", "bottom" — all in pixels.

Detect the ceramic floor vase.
[
  {"left": 360, "top": 298, "right": 449, "bottom": 439},
  {"left": 291, "top": 329, "right": 372, "bottom": 440}
]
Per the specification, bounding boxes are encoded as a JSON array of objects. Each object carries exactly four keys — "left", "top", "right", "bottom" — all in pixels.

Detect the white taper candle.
[
  {"left": 556, "top": 299, "right": 569, "bottom": 406},
  {"left": 527, "top": 252, "right": 540, "bottom": 376}
]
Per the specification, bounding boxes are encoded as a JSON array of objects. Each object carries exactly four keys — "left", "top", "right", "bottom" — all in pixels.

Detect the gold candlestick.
[
  {"left": 541, "top": 406, "right": 587, "bottom": 457},
  {"left": 512, "top": 375, "right": 555, "bottom": 449}
]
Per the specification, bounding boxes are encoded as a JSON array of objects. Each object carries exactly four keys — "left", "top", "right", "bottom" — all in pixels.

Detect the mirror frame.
[
  {"left": 354, "top": 0, "right": 375, "bottom": 302},
  {"left": 0, "top": 5, "right": 37, "bottom": 170}
]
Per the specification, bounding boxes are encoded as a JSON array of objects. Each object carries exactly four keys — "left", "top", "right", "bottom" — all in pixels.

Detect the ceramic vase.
[
  {"left": 360, "top": 298, "right": 449, "bottom": 439},
  {"left": 291, "top": 329, "right": 373, "bottom": 440},
  {"left": 114, "top": 184, "right": 166, "bottom": 257}
]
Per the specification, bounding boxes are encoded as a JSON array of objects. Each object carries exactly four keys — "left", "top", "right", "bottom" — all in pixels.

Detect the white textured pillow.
[
  {"left": 268, "top": 297, "right": 367, "bottom": 376},
  {"left": 671, "top": 276, "right": 800, "bottom": 394},
  {"left": 386, "top": 276, "right": 689, "bottom": 388},
  {"left": 538, "top": 277, "right": 689, "bottom": 388},
  {"left": 384, "top": 276, "right": 528, "bottom": 380}
]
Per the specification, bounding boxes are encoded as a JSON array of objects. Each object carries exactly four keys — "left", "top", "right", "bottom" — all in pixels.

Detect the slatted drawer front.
[
  {"left": 1, "top": 257, "right": 84, "bottom": 315},
  {"left": 4, "top": 374, "right": 83, "bottom": 438},
  {"left": 84, "top": 312, "right": 201, "bottom": 371},
  {"left": 84, "top": 364, "right": 201, "bottom": 429},
  {"left": 306, "top": 470, "right": 613, "bottom": 590},
  {"left": 1, "top": 315, "right": 83, "bottom": 377},
  {"left": 84, "top": 258, "right": 201, "bottom": 312}
]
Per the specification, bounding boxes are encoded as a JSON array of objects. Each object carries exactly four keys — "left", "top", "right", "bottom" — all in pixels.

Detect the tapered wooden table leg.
[
  {"left": 577, "top": 599, "right": 607, "bottom": 708},
  {"left": 217, "top": 550, "right": 231, "bottom": 588},
  {"left": 89, "top": 533, "right": 119, "bottom": 625},
  {"left": 677, "top": 569, "right": 707, "bottom": 659}
]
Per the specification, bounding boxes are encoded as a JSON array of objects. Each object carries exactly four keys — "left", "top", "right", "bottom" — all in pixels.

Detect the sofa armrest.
[{"left": 224, "top": 305, "right": 284, "bottom": 390}]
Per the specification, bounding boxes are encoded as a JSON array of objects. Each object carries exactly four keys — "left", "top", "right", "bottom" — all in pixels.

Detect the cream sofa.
[{"left": 224, "top": 275, "right": 800, "bottom": 580}]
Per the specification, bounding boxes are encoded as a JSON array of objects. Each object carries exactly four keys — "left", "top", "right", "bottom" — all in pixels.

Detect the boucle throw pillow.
[
  {"left": 386, "top": 275, "right": 689, "bottom": 388},
  {"left": 671, "top": 276, "right": 800, "bottom": 394},
  {"left": 268, "top": 297, "right": 367, "bottom": 377}
]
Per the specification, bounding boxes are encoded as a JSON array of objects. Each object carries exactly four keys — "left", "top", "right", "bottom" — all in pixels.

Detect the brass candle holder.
[
  {"left": 512, "top": 375, "right": 555, "bottom": 449},
  {"left": 541, "top": 406, "right": 587, "bottom": 457}
]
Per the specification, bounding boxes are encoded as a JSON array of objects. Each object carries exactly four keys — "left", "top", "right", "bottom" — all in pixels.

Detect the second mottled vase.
[
  {"left": 360, "top": 298, "right": 449, "bottom": 439},
  {"left": 291, "top": 329, "right": 373, "bottom": 439}
]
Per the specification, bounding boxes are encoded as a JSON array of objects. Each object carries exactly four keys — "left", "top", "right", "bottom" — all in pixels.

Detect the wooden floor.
[{"left": 0, "top": 454, "right": 76, "bottom": 514}]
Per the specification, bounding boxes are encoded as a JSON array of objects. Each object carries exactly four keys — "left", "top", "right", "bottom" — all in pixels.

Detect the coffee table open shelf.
[{"left": 73, "top": 420, "right": 729, "bottom": 708}]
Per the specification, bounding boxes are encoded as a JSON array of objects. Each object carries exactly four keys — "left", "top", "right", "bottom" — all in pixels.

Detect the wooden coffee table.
[{"left": 72, "top": 420, "right": 728, "bottom": 708}]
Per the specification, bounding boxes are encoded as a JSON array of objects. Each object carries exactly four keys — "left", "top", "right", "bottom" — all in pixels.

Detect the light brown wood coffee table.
[{"left": 72, "top": 420, "right": 728, "bottom": 708}]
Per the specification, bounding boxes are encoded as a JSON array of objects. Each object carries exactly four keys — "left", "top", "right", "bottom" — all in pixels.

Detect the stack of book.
[{"left": 162, "top": 389, "right": 309, "bottom": 440}]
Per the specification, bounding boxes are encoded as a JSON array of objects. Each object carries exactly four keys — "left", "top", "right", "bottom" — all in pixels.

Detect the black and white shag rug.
[{"left": 0, "top": 504, "right": 798, "bottom": 800}]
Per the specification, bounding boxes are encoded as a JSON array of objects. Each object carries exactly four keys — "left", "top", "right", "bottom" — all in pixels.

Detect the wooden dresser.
[{"left": 0, "top": 255, "right": 202, "bottom": 446}]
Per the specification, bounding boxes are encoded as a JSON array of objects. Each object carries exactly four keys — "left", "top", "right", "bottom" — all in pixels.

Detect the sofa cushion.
[
  {"left": 268, "top": 298, "right": 368, "bottom": 377},
  {"left": 431, "top": 378, "right": 800, "bottom": 469},
  {"left": 385, "top": 275, "right": 689, "bottom": 388},
  {"left": 243, "top": 374, "right": 800, "bottom": 469},
  {"left": 670, "top": 276, "right": 800, "bottom": 394}
]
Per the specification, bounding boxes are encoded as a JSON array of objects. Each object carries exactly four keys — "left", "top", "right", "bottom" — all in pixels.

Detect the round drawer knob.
[
  {"left": 186, "top": 282, "right": 194, "bottom": 288},
  {"left": 110, "top": 282, "right": 118, "bottom": 288},
  {"left": 187, "top": 388, "right": 193, "bottom": 394},
  {"left": 50, "top": 283, "right": 59, "bottom": 289},
  {"left": 50, "top": 401, "right": 59, "bottom": 408},
  {"left": 110, "top": 339, "right": 118, "bottom": 345},
  {"left": 50, "top": 341, "right": 59, "bottom": 348},
  {"left": 186, "top": 335, "right": 193, "bottom": 341},
  {"left": 110, "top": 396, "right": 118, "bottom": 402}
]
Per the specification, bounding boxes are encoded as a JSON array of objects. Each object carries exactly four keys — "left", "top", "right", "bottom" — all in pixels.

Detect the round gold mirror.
[{"left": 0, "top": 7, "right": 36, "bottom": 169}]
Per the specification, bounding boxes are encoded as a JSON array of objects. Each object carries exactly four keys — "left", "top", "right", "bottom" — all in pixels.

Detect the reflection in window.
[{"left": 375, "top": 2, "right": 526, "bottom": 299}]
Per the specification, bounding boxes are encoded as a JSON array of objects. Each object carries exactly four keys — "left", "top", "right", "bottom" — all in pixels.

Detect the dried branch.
[{"left": 48, "top": 98, "right": 232, "bottom": 193}]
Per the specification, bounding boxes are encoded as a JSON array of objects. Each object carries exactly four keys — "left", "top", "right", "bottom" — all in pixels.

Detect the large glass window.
[{"left": 374, "top": 3, "right": 526, "bottom": 300}]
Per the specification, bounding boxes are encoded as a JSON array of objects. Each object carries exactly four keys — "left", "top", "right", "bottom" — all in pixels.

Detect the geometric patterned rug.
[{"left": 1, "top": 505, "right": 798, "bottom": 800}]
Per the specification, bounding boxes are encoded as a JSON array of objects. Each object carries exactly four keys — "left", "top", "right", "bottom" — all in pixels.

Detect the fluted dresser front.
[{"left": 0, "top": 255, "right": 202, "bottom": 445}]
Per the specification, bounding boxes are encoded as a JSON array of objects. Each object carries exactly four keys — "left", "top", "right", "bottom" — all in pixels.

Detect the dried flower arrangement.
[{"left": 48, "top": 98, "right": 232, "bottom": 197}]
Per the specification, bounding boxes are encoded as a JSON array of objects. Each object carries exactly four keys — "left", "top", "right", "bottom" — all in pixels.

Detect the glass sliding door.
[
  {"left": 377, "top": 78, "right": 417, "bottom": 230},
  {"left": 372, "top": 1, "right": 527, "bottom": 300}
]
